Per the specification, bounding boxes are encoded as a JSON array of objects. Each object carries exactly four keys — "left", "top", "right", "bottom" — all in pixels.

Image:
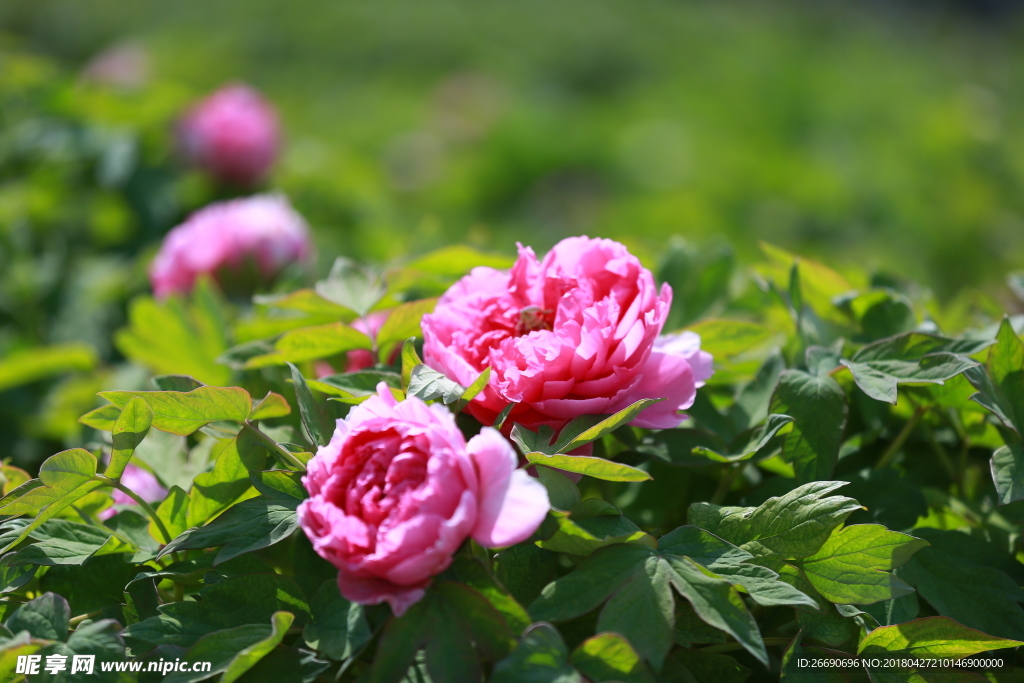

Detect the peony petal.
[{"left": 468, "top": 428, "right": 549, "bottom": 547}]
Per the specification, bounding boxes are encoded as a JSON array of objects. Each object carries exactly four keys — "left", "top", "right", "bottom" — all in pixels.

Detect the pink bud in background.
[
  {"left": 150, "top": 194, "right": 312, "bottom": 298},
  {"left": 178, "top": 83, "right": 281, "bottom": 186},
  {"left": 99, "top": 464, "right": 167, "bottom": 520}
]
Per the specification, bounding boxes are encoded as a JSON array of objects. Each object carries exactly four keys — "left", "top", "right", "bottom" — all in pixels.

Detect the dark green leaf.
[
  {"left": 153, "top": 375, "right": 205, "bottom": 392},
  {"left": 302, "top": 580, "right": 370, "bottom": 661},
  {"left": 668, "top": 648, "right": 752, "bottom": 683},
  {"left": 491, "top": 623, "right": 582, "bottom": 683},
  {"left": 159, "top": 492, "right": 299, "bottom": 564},
  {"left": 5, "top": 592, "right": 69, "bottom": 640},
  {"left": 770, "top": 370, "right": 847, "bottom": 482},
  {"left": 163, "top": 611, "right": 295, "bottom": 683},
  {"left": 535, "top": 466, "right": 581, "bottom": 512},
  {"left": 570, "top": 632, "right": 656, "bottom": 683},
  {"left": 288, "top": 363, "right": 336, "bottom": 447}
]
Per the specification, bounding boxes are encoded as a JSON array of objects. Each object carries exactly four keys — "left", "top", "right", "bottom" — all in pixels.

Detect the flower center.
[{"left": 515, "top": 306, "right": 554, "bottom": 335}]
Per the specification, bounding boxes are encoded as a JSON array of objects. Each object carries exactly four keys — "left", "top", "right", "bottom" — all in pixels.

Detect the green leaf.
[
  {"left": 315, "top": 257, "right": 385, "bottom": 316},
  {"left": 551, "top": 399, "right": 665, "bottom": 453},
  {"left": 857, "top": 616, "right": 1024, "bottom": 658},
  {"left": 494, "top": 544, "right": 560, "bottom": 607},
  {"left": 401, "top": 338, "right": 422, "bottom": 389},
  {"left": 842, "top": 332, "right": 990, "bottom": 404},
  {"left": 154, "top": 375, "right": 206, "bottom": 392},
  {"left": 375, "top": 298, "right": 438, "bottom": 358},
  {"left": 491, "top": 623, "right": 582, "bottom": 683},
  {"left": 98, "top": 386, "right": 252, "bottom": 436},
  {"left": 731, "top": 351, "right": 785, "bottom": 432},
  {"left": 897, "top": 528, "right": 1024, "bottom": 640},
  {"left": 535, "top": 466, "right": 581, "bottom": 511},
  {"left": 186, "top": 435, "right": 258, "bottom": 528},
  {"left": 254, "top": 288, "right": 356, "bottom": 320},
  {"left": 570, "top": 633, "right": 655, "bottom": 683},
  {"left": 124, "top": 573, "right": 310, "bottom": 648},
  {"left": 302, "top": 580, "right": 370, "bottom": 661},
  {"left": 288, "top": 363, "right": 336, "bottom": 447},
  {"left": 451, "top": 557, "right": 532, "bottom": 635},
  {"left": 106, "top": 397, "right": 153, "bottom": 479},
  {"left": 991, "top": 439, "right": 1024, "bottom": 506},
  {"left": 456, "top": 367, "right": 491, "bottom": 412},
  {"left": 5, "top": 592, "right": 69, "bottom": 640},
  {"left": 667, "top": 649, "right": 752, "bottom": 683},
  {"left": 770, "top": 370, "right": 847, "bottom": 482},
  {"left": 0, "top": 449, "right": 104, "bottom": 554},
  {"left": 685, "top": 319, "right": 774, "bottom": 360},
  {"left": 529, "top": 538, "right": 772, "bottom": 668},
  {"left": 248, "top": 392, "right": 292, "bottom": 421},
  {"left": 152, "top": 485, "right": 189, "bottom": 541},
  {"left": 116, "top": 288, "right": 231, "bottom": 386},
  {"left": 408, "top": 364, "right": 465, "bottom": 404},
  {"left": 848, "top": 289, "right": 917, "bottom": 341},
  {"left": 368, "top": 582, "right": 515, "bottom": 683},
  {"left": 250, "top": 470, "right": 305, "bottom": 501},
  {"left": 688, "top": 481, "right": 861, "bottom": 561},
  {"left": 11, "top": 520, "right": 114, "bottom": 566},
  {"left": 78, "top": 404, "right": 123, "bottom": 431},
  {"left": 525, "top": 451, "right": 651, "bottom": 482},
  {"left": 695, "top": 414, "right": 793, "bottom": 463},
  {"left": 800, "top": 524, "right": 928, "bottom": 605},
  {"left": 159, "top": 491, "right": 299, "bottom": 564},
  {"left": 538, "top": 500, "right": 653, "bottom": 556},
  {"left": 0, "top": 343, "right": 98, "bottom": 393},
  {"left": 247, "top": 322, "right": 373, "bottom": 368}
]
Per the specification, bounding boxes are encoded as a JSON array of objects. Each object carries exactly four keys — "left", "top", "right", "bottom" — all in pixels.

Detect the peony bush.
[{"left": 1, "top": 58, "right": 1024, "bottom": 683}]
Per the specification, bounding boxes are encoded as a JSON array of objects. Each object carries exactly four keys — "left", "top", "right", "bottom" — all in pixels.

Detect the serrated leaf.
[
  {"left": 688, "top": 481, "right": 861, "bottom": 561},
  {"left": 407, "top": 364, "right": 465, "bottom": 404},
  {"left": 98, "top": 386, "right": 252, "bottom": 436},
  {"left": 770, "top": 370, "right": 847, "bottom": 482},
  {"left": 106, "top": 397, "right": 153, "bottom": 479},
  {"left": 801, "top": 525, "right": 928, "bottom": 605},
  {"left": 159, "top": 491, "right": 299, "bottom": 564},
  {"left": 857, "top": 616, "right": 1024, "bottom": 658}
]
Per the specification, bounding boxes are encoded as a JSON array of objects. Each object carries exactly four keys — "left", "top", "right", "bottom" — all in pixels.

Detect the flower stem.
[
  {"left": 242, "top": 421, "right": 307, "bottom": 471},
  {"left": 874, "top": 406, "right": 925, "bottom": 470},
  {"left": 710, "top": 464, "right": 743, "bottom": 505},
  {"left": 97, "top": 476, "right": 174, "bottom": 545}
]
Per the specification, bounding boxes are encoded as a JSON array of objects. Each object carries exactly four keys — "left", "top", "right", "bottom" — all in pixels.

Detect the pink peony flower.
[
  {"left": 178, "top": 83, "right": 281, "bottom": 185},
  {"left": 421, "top": 236, "right": 713, "bottom": 432},
  {"left": 99, "top": 464, "right": 167, "bottom": 520},
  {"left": 298, "top": 384, "right": 549, "bottom": 616},
  {"left": 149, "top": 194, "right": 312, "bottom": 298}
]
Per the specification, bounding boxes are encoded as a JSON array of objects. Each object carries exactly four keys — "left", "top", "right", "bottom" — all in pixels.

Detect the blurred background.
[{"left": 1, "top": 0, "right": 1023, "bottom": 469}]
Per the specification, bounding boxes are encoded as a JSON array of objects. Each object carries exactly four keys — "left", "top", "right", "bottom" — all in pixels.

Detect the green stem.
[
  {"left": 710, "top": 464, "right": 743, "bottom": 505},
  {"left": 874, "top": 407, "right": 925, "bottom": 470},
  {"left": 242, "top": 421, "right": 306, "bottom": 471},
  {"left": 69, "top": 610, "right": 104, "bottom": 627},
  {"left": 697, "top": 637, "right": 795, "bottom": 655},
  {"left": 97, "top": 476, "right": 174, "bottom": 545}
]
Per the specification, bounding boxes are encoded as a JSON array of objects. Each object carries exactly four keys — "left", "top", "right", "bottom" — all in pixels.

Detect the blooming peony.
[
  {"left": 298, "top": 384, "right": 549, "bottom": 616},
  {"left": 178, "top": 83, "right": 281, "bottom": 185},
  {"left": 149, "top": 194, "right": 312, "bottom": 298},
  {"left": 421, "top": 236, "right": 713, "bottom": 432},
  {"left": 99, "top": 464, "right": 167, "bottom": 521}
]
